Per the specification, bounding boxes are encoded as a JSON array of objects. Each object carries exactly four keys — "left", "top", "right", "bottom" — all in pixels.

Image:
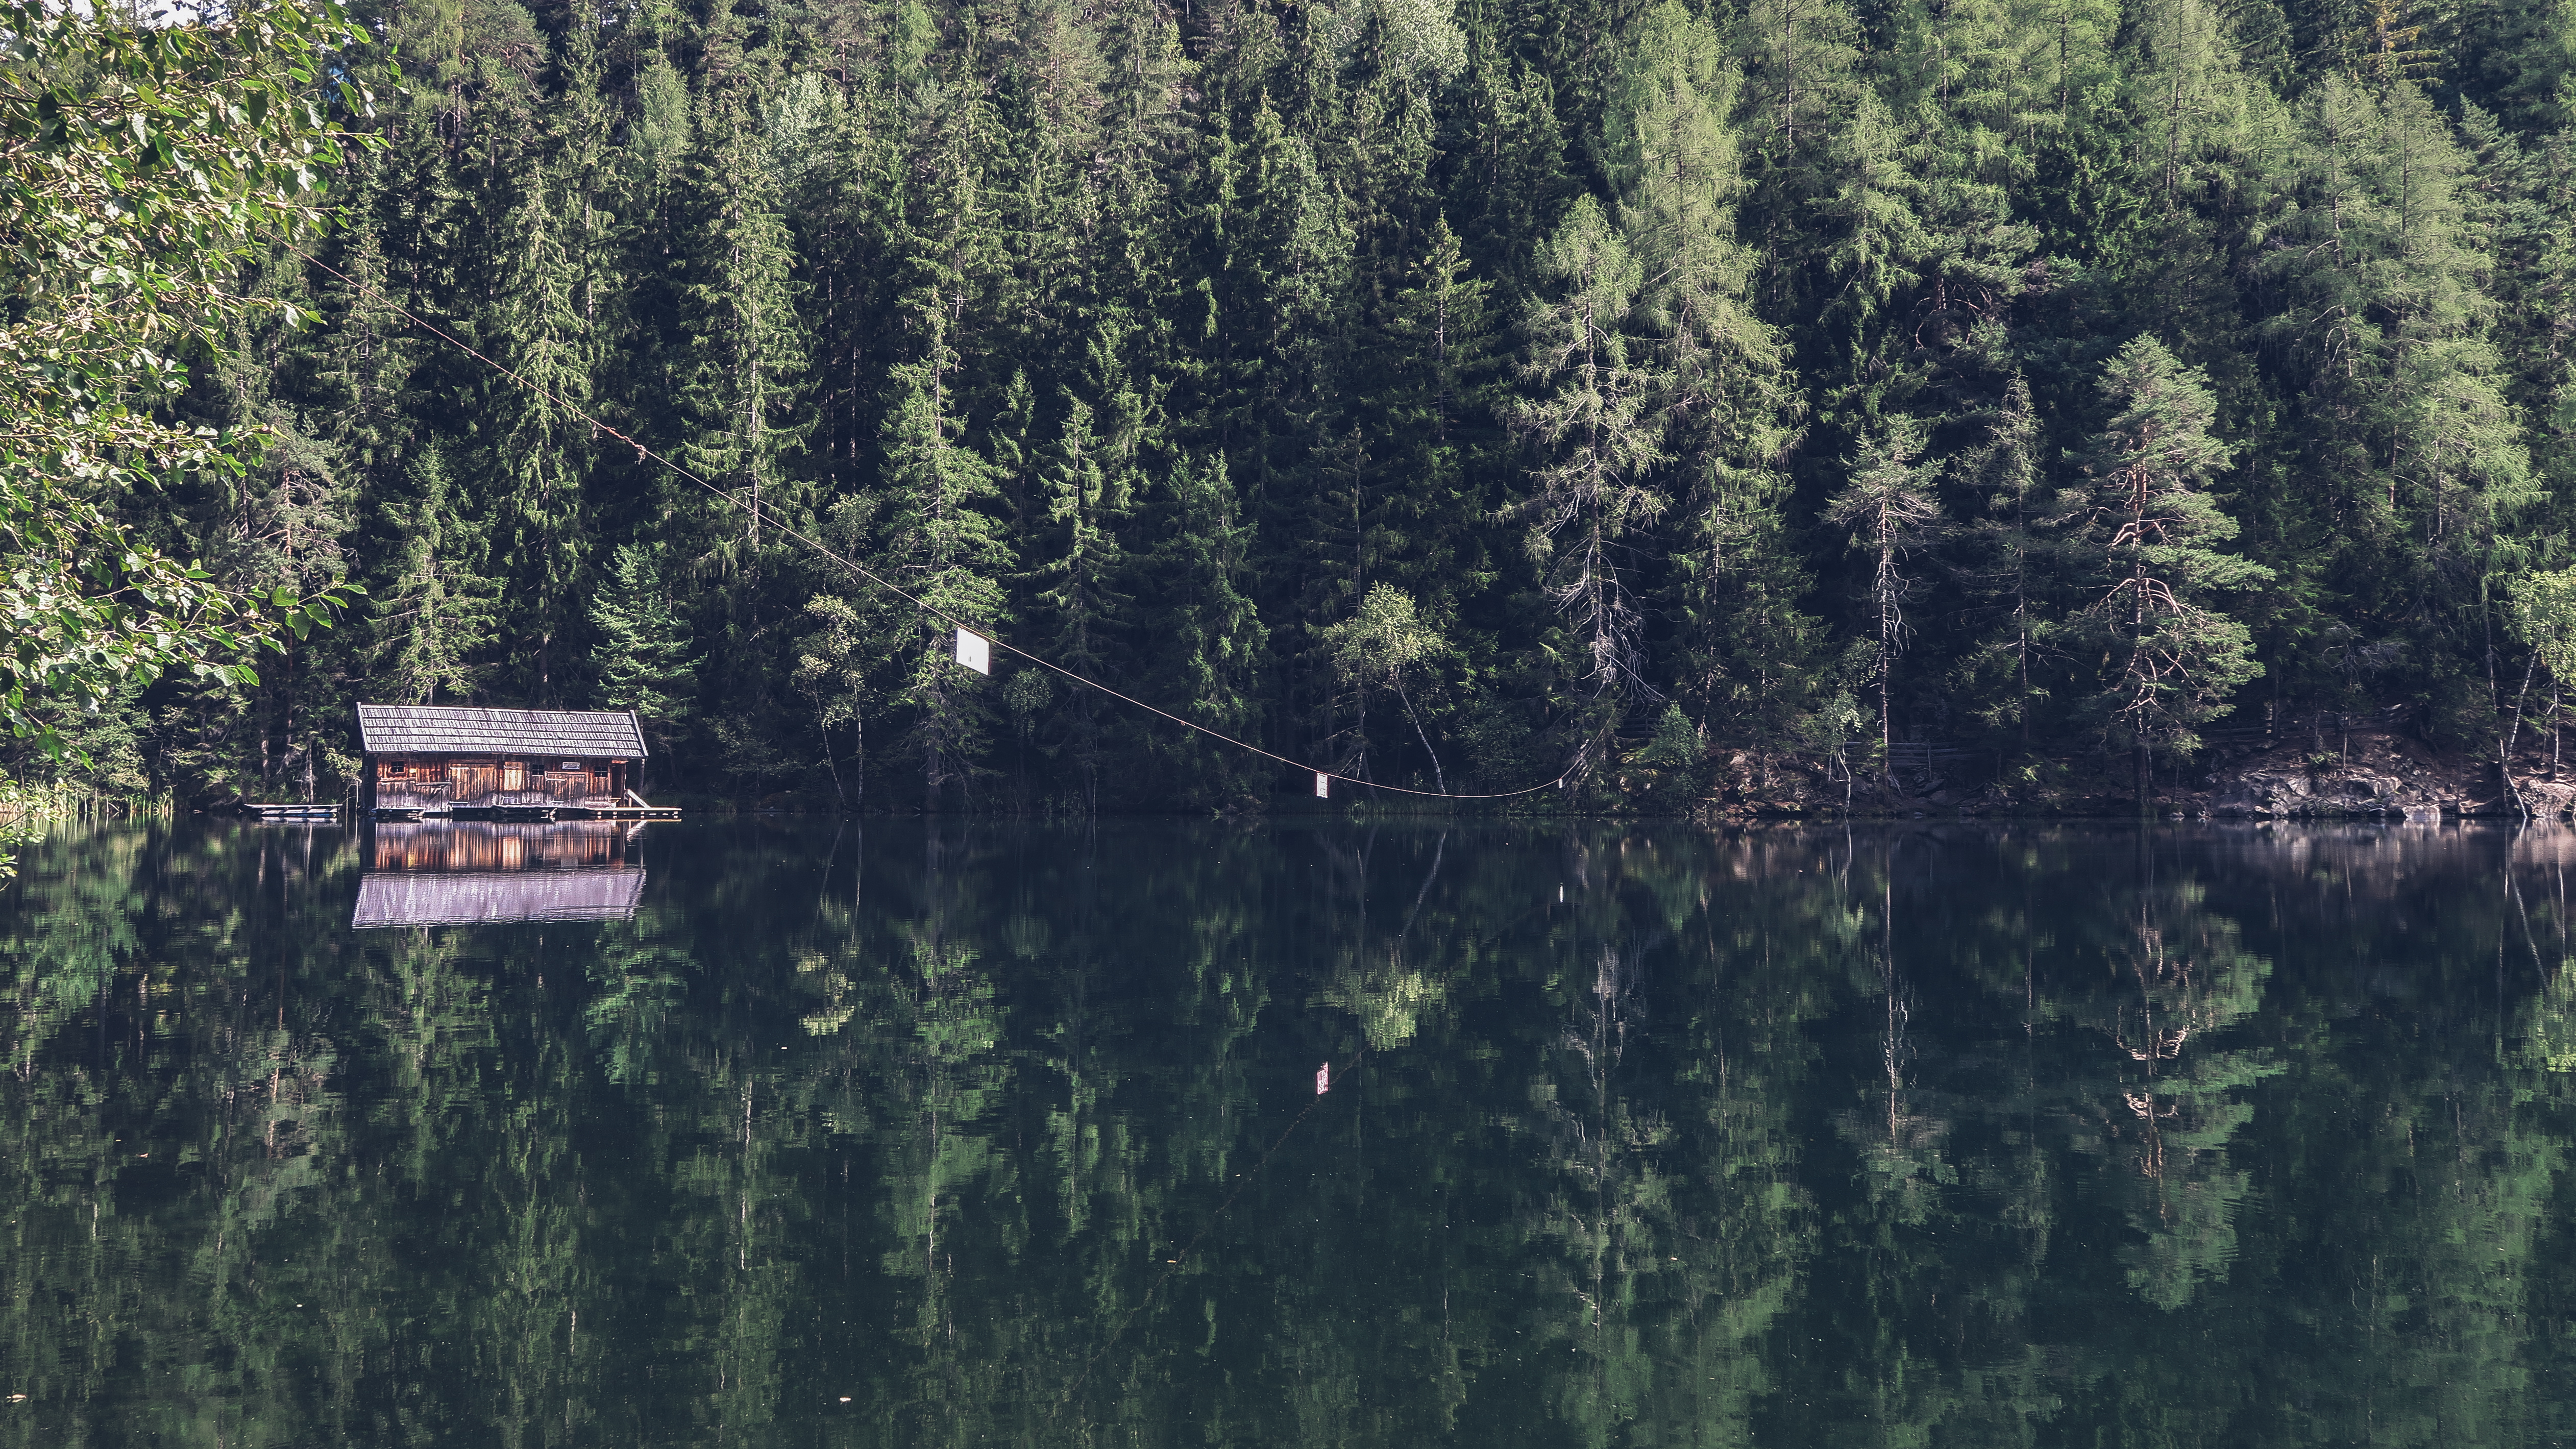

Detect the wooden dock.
[
  {"left": 369, "top": 802, "right": 680, "bottom": 823},
  {"left": 247, "top": 802, "right": 343, "bottom": 823}
]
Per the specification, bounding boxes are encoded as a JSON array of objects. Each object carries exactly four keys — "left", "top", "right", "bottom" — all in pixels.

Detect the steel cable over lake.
[{"left": 295, "top": 248, "right": 1567, "bottom": 804}]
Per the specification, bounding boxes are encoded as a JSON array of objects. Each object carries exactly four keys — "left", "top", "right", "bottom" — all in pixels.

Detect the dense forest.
[{"left": 28, "top": 0, "right": 2576, "bottom": 809}]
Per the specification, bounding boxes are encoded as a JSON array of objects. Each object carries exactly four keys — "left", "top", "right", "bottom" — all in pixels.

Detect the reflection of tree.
[
  {"left": 2057, "top": 877, "right": 2275, "bottom": 1311},
  {"left": 31, "top": 821, "right": 2576, "bottom": 1445},
  {"left": 0, "top": 823, "right": 397, "bottom": 1445},
  {"left": 1534, "top": 940, "right": 1668, "bottom": 1447},
  {"left": 1838, "top": 867, "right": 1948, "bottom": 1227},
  {"left": 1821, "top": 848, "right": 1990, "bottom": 1447},
  {"left": 1318, "top": 834, "right": 1451, "bottom": 1051},
  {"left": 1506, "top": 829, "right": 1825, "bottom": 1449},
  {"left": 2524, "top": 953, "right": 2576, "bottom": 1075}
]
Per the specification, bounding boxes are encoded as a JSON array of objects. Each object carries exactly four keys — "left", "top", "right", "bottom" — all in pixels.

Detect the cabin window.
[
  {"left": 379, "top": 760, "right": 408, "bottom": 779},
  {"left": 502, "top": 760, "right": 526, "bottom": 791},
  {"left": 560, "top": 760, "right": 583, "bottom": 773}
]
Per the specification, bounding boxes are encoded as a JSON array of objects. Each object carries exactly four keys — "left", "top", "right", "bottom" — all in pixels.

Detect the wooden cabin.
[{"left": 358, "top": 704, "right": 652, "bottom": 817}]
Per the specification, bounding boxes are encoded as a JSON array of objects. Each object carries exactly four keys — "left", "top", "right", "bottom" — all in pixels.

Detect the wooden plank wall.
[{"left": 375, "top": 760, "right": 621, "bottom": 811}]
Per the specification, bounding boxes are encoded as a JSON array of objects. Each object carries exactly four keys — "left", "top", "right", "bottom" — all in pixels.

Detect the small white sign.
[
  {"left": 1314, "top": 772, "right": 1330, "bottom": 799},
  {"left": 955, "top": 627, "right": 991, "bottom": 675}
]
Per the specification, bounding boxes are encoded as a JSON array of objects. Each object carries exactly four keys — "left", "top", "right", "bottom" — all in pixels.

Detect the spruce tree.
[
  {"left": 372, "top": 446, "right": 501, "bottom": 706},
  {"left": 484, "top": 11, "right": 618, "bottom": 705},
  {"left": 1134, "top": 453, "right": 1269, "bottom": 802},
  {"left": 593, "top": 543, "right": 700, "bottom": 751},
  {"left": 879, "top": 322, "right": 1010, "bottom": 804},
  {"left": 1955, "top": 374, "right": 2063, "bottom": 748},
  {"left": 672, "top": 1, "right": 809, "bottom": 580},
  {"left": 875, "top": 51, "right": 1011, "bottom": 806},
  {"left": 1025, "top": 392, "right": 1134, "bottom": 808}
]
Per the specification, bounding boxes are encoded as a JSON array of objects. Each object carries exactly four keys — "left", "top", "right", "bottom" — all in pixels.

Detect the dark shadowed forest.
[{"left": 26, "top": 0, "right": 2576, "bottom": 811}]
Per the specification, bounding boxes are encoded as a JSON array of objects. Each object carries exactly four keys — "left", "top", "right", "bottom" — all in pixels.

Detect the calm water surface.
[{"left": 7, "top": 818, "right": 2576, "bottom": 1446}]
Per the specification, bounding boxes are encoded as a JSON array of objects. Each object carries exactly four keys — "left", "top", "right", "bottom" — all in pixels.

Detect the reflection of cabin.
[
  {"left": 370, "top": 819, "right": 644, "bottom": 871},
  {"left": 358, "top": 705, "right": 672, "bottom": 818},
  {"left": 353, "top": 870, "right": 647, "bottom": 928},
  {"left": 352, "top": 821, "right": 649, "bottom": 928}
]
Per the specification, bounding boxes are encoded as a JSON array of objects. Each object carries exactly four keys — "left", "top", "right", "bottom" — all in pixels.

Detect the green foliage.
[
  {"left": 371, "top": 444, "right": 499, "bottom": 706},
  {"left": 2059, "top": 337, "right": 2272, "bottom": 758},
  {"left": 594, "top": 542, "right": 699, "bottom": 734},
  {"left": 2511, "top": 567, "right": 2576, "bottom": 686},
  {"left": 1324, "top": 582, "right": 1451, "bottom": 790},
  {"left": 29, "top": 0, "right": 2576, "bottom": 810},
  {"left": 0, "top": 0, "right": 370, "bottom": 770}
]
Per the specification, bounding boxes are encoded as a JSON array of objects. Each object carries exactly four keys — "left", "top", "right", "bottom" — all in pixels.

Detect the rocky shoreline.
[{"left": 1695, "top": 724, "right": 2570, "bottom": 822}]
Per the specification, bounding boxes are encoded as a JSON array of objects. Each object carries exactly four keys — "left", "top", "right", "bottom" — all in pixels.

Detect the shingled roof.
[
  {"left": 356, "top": 704, "right": 648, "bottom": 758},
  {"left": 352, "top": 868, "right": 647, "bottom": 928}
]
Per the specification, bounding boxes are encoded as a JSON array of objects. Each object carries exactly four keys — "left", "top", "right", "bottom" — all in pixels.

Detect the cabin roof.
[
  {"left": 356, "top": 704, "right": 648, "bottom": 758},
  {"left": 352, "top": 868, "right": 647, "bottom": 929}
]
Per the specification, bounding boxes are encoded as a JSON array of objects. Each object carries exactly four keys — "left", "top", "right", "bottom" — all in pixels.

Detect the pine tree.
[{"left": 2059, "top": 337, "right": 2272, "bottom": 775}]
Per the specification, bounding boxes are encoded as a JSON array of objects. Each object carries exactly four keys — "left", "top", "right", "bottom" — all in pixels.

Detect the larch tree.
[
  {"left": 2260, "top": 76, "right": 2534, "bottom": 720},
  {"left": 1511, "top": 193, "right": 1668, "bottom": 757},
  {"left": 1605, "top": 2, "right": 1807, "bottom": 739}
]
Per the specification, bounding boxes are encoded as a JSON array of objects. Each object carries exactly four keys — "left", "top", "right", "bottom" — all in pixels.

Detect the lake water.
[{"left": 6, "top": 818, "right": 2576, "bottom": 1445}]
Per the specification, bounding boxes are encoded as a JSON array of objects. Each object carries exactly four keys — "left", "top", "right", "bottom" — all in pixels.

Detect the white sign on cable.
[
  {"left": 1314, "top": 772, "right": 1330, "bottom": 799},
  {"left": 955, "top": 627, "right": 991, "bottom": 675}
]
